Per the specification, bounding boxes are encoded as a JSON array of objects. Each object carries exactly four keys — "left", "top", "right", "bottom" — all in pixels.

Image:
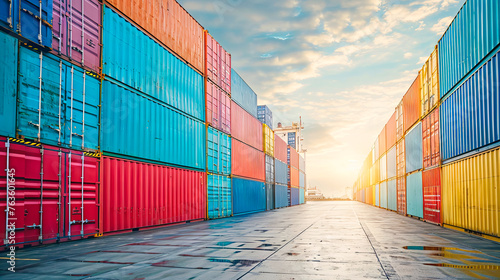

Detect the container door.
[
  {"left": 207, "top": 128, "right": 219, "bottom": 174},
  {"left": 18, "top": 0, "right": 52, "bottom": 47},
  {"left": 220, "top": 133, "right": 230, "bottom": 175},
  {"left": 207, "top": 175, "right": 219, "bottom": 219},
  {"left": 221, "top": 176, "right": 231, "bottom": 217},
  {"left": 219, "top": 91, "right": 231, "bottom": 134},
  {"left": 206, "top": 80, "right": 220, "bottom": 129}
]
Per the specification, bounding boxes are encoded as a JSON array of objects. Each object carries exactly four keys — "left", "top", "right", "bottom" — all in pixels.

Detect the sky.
[{"left": 178, "top": 0, "right": 464, "bottom": 198}]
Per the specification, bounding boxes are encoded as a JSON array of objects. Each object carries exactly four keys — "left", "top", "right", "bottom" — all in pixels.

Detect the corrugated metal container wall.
[
  {"left": 102, "top": 8, "right": 204, "bottom": 121},
  {"left": 206, "top": 79, "right": 231, "bottom": 134},
  {"left": 375, "top": 184, "right": 380, "bottom": 207},
  {"left": 205, "top": 32, "right": 231, "bottom": 94},
  {"left": 51, "top": 0, "right": 102, "bottom": 73},
  {"left": 379, "top": 154, "right": 387, "bottom": 181},
  {"left": 442, "top": 147, "right": 500, "bottom": 238},
  {"left": 388, "top": 179, "right": 397, "bottom": 211},
  {"left": 379, "top": 127, "right": 386, "bottom": 155},
  {"left": 406, "top": 171, "right": 423, "bottom": 218},
  {"left": 438, "top": 0, "right": 500, "bottom": 98},
  {"left": 100, "top": 80, "right": 205, "bottom": 170},
  {"left": 440, "top": 50, "right": 500, "bottom": 161},
  {"left": 288, "top": 146, "right": 299, "bottom": 168},
  {"left": 257, "top": 105, "right": 273, "bottom": 129},
  {"left": 275, "top": 160, "right": 288, "bottom": 185},
  {"left": 423, "top": 168, "right": 441, "bottom": 224},
  {"left": 299, "top": 154, "right": 305, "bottom": 172},
  {"left": 387, "top": 146, "right": 396, "bottom": 179},
  {"left": 231, "top": 101, "right": 262, "bottom": 150},
  {"left": 275, "top": 184, "right": 288, "bottom": 208},
  {"left": 396, "top": 101, "right": 404, "bottom": 140},
  {"left": 17, "top": 47, "right": 100, "bottom": 151},
  {"left": 231, "top": 139, "right": 265, "bottom": 181},
  {"left": 207, "top": 175, "right": 232, "bottom": 219},
  {"left": 274, "top": 135, "right": 288, "bottom": 163},
  {"left": 232, "top": 177, "right": 266, "bottom": 215},
  {"left": 370, "top": 161, "right": 379, "bottom": 185},
  {"left": 380, "top": 181, "right": 387, "bottom": 209},
  {"left": 423, "top": 108, "right": 440, "bottom": 168},
  {"left": 290, "top": 187, "right": 299, "bottom": 206},
  {"left": 420, "top": 47, "right": 440, "bottom": 116},
  {"left": 386, "top": 111, "right": 397, "bottom": 148},
  {"left": 265, "top": 155, "right": 275, "bottom": 183},
  {"left": 397, "top": 176, "right": 406, "bottom": 215},
  {"left": 207, "top": 127, "right": 231, "bottom": 175},
  {"left": 263, "top": 124, "right": 275, "bottom": 157},
  {"left": 102, "top": 156, "right": 206, "bottom": 233},
  {"left": 105, "top": 0, "right": 204, "bottom": 73},
  {"left": 405, "top": 123, "right": 423, "bottom": 173},
  {"left": 361, "top": 188, "right": 365, "bottom": 203},
  {"left": 396, "top": 140, "right": 405, "bottom": 177},
  {"left": 231, "top": 69, "right": 257, "bottom": 117},
  {"left": 0, "top": 31, "right": 17, "bottom": 137},
  {"left": 373, "top": 139, "right": 379, "bottom": 162},
  {"left": 290, "top": 167, "right": 299, "bottom": 187},
  {"left": 266, "top": 183, "right": 275, "bottom": 210},
  {"left": 299, "top": 171, "right": 305, "bottom": 188},
  {"left": 403, "top": 75, "right": 421, "bottom": 133},
  {"left": 299, "top": 188, "right": 305, "bottom": 204}
]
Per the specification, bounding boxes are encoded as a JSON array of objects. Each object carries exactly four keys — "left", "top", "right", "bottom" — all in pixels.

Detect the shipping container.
[
  {"left": 102, "top": 7, "right": 204, "bottom": 121},
  {"left": 396, "top": 101, "right": 404, "bottom": 140},
  {"left": 100, "top": 79, "right": 205, "bottom": 170},
  {"left": 263, "top": 124, "right": 275, "bottom": 157},
  {"left": 17, "top": 46, "right": 100, "bottom": 151},
  {"left": 274, "top": 135, "right": 288, "bottom": 163},
  {"left": 386, "top": 111, "right": 397, "bottom": 148},
  {"left": 379, "top": 154, "right": 387, "bottom": 181},
  {"left": 290, "top": 166, "right": 299, "bottom": 187},
  {"left": 397, "top": 176, "right": 406, "bottom": 215},
  {"left": 101, "top": 156, "right": 206, "bottom": 233},
  {"left": 299, "top": 154, "right": 305, "bottom": 172},
  {"left": 380, "top": 181, "right": 387, "bottom": 209},
  {"left": 274, "top": 184, "right": 288, "bottom": 208},
  {"left": 396, "top": 139, "right": 405, "bottom": 177},
  {"left": 257, "top": 105, "right": 273, "bottom": 129},
  {"left": 232, "top": 177, "right": 266, "bottom": 215},
  {"left": 373, "top": 138, "right": 379, "bottom": 162},
  {"left": 231, "top": 101, "right": 262, "bottom": 150},
  {"left": 266, "top": 183, "right": 274, "bottom": 210},
  {"left": 207, "top": 127, "right": 231, "bottom": 175},
  {"left": 387, "top": 146, "right": 396, "bottom": 179},
  {"left": 423, "top": 168, "right": 441, "bottom": 224},
  {"left": 265, "top": 155, "right": 275, "bottom": 183},
  {"left": 104, "top": 0, "right": 204, "bottom": 73},
  {"left": 206, "top": 79, "right": 231, "bottom": 134},
  {"left": 375, "top": 184, "right": 380, "bottom": 207},
  {"left": 378, "top": 126, "right": 386, "bottom": 155},
  {"left": 422, "top": 108, "right": 440, "bottom": 168},
  {"left": 231, "top": 139, "right": 265, "bottom": 181},
  {"left": 275, "top": 159, "right": 288, "bottom": 185},
  {"left": 208, "top": 174, "right": 232, "bottom": 219},
  {"left": 287, "top": 186, "right": 292, "bottom": 205},
  {"left": 51, "top": 0, "right": 101, "bottom": 73},
  {"left": 299, "top": 171, "right": 305, "bottom": 188},
  {"left": 205, "top": 32, "right": 231, "bottom": 93},
  {"left": 406, "top": 171, "right": 423, "bottom": 218},
  {"left": 288, "top": 132, "right": 297, "bottom": 149},
  {"left": 0, "top": 137, "right": 99, "bottom": 247},
  {"left": 438, "top": 0, "right": 500, "bottom": 98},
  {"left": 440, "top": 50, "right": 500, "bottom": 161},
  {"left": 288, "top": 146, "right": 299, "bottom": 168},
  {"left": 442, "top": 147, "right": 500, "bottom": 238},
  {"left": 420, "top": 47, "right": 440, "bottom": 116},
  {"left": 405, "top": 123, "right": 423, "bottom": 173},
  {"left": 370, "top": 160, "right": 379, "bottom": 185},
  {"left": 299, "top": 188, "right": 305, "bottom": 204},
  {"left": 0, "top": 31, "right": 17, "bottom": 137},
  {"left": 361, "top": 188, "right": 365, "bottom": 203},
  {"left": 0, "top": 0, "right": 52, "bottom": 48},
  {"left": 290, "top": 187, "right": 299, "bottom": 206},
  {"left": 231, "top": 69, "right": 257, "bottom": 117},
  {"left": 388, "top": 179, "right": 397, "bottom": 211},
  {"left": 403, "top": 75, "right": 421, "bottom": 133}
]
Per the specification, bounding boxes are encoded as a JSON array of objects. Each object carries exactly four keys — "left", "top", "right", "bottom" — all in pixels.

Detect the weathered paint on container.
[
  {"left": 232, "top": 177, "right": 266, "bottom": 215},
  {"left": 0, "top": 31, "right": 17, "bottom": 137},
  {"left": 275, "top": 184, "right": 288, "bottom": 208},
  {"left": 396, "top": 101, "right": 404, "bottom": 140},
  {"left": 420, "top": 47, "right": 440, "bottom": 116},
  {"left": 104, "top": 0, "right": 204, "bottom": 73},
  {"left": 397, "top": 139, "right": 405, "bottom": 177},
  {"left": 375, "top": 184, "right": 380, "bottom": 207},
  {"left": 406, "top": 171, "right": 423, "bottom": 218},
  {"left": 388, "top": 179, "right": 397, "bottom": 211},
  {"left": 17, "top": 47, "right": 100, "bottom": 151},
  {"left": 288, "top": 146, "right": 299, "bottom": 169},
  {"left": 438, "top": 0, "right": 500, "bottom": 98},
  {"left": 442, "top": 147, "right": 500, "bottom": 238},
  {"left": 405, "top": 123, "right": 423, "bottom": 173},
  {"left": 100, "top": 79, "right": 205, "bottom": 170},
  {"left": 103, "top": 7, "right": 204, "bottom": 121},
  {"left": 205, "top": 32, "right": 231, "bottom": 94},
  {"left": 208, "top": 174, "right": 231, "bottom": 219},
  {"left": 386, "top": 111, "right": 397, "bottom": 148},
  {"left": 51, "top": 0, "right": 101, "bottom": 73},
  {"left": 101, "top": 156, "right": 206, "bottom": 233},
  {"left": 257, "top": 105, "right": 273, "bottom": 129},
  {"left": 380, "top": 181, "right": 387, "bottom": 209},
  {"left": 387, "top": 146, "right": 396, "bottom": 179},
  {"left": 423, "top": 167, "right": 441, "bottom": 224},
  {"left": 274, "top": 135, "right": 287, "bottom": 163},
  {"left": 403, "top": 75, "right": 421, "bottom": 133},
  {"left": 206, "top": 79, "right": 231, "bottom": 134},
  {"left": 266, "top": 183, "right": 275, "bottom": 210},
  {"left": 299, "top": 171, "right": 305, "bottom": 188},
  {"left": 290, "top": 166, "right": 299, "bottom": 187},
  {"left": 290, "top": 187, "right": 299, "bottom": 206},
  {"left": 231, "top": 100, "right": 262, "bottom": 150},
  {"left": 275, "top": 159, "right": 288, "bottom": 185},
  {"left": 263, "top": 124, "right": 275, "bottom": 157},
  {"left": 299, "top": 154, "right": 305, "bottom": 172},
  {"left": 231, "top": 139, "right": 265, "bottom": 181},
  {"left": 231, "top": 69, "right": 257, "bottom": 118},
  {"left": 423, "top": 108, "right": 440, "bottom": 169},
  {"left": 379, "top": 126, "right": 386, "bottom": 155},
  {"left": 265, "top": 155, "right": 275, "bottom": 183},
  {"left": 440, "top": 50, "right": 500, "bottom": 161},
  {"left": 397, "top": 176, "right": 406, "bottom": 215},
  {"left": 379, "top": 154, "right": 387, "bottom": 181},
  {"left": 299, "top": 188, "right": 305, "bottom": 204},
  {"left": 207, "top": 127, "right": 231, "bottom": 175}
]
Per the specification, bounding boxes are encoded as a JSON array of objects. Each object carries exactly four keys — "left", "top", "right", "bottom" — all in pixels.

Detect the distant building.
[
  {"left": 306, "top": 187, "right": 324, "bottom": 200},
  {"left": 274, "top": 119, "right": 305, "bottom": 153}
]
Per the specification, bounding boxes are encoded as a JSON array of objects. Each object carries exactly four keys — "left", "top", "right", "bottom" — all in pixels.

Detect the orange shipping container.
[
  {"left": 423, "top": 108, "right": 440, "bottom": 168},
  {"left": 288, "top": 146, "right": 299, "bottom": 168},
  {"left": 290, "top": 167, "right": 299, "bottom": 187},
  {"left": 274, "top": 135, "right": 288, "bottom": 163},
  {"left": 403, "top": 75, "right": 421, "bottom": 132},
  {"left": 378, "top": 126, "right": 386, "bottom": 155},
  {"left": 106, "top": 0, "right": 204, "bottom": 73},
  {"left": 396, "top": 101, "right": 404, "bottom": 140},
  {"left": 396, "top": 140, "right": 405, "bottom": 178},
  {"left": 386, "top": 111, "right": 397, "bottom": 148}
]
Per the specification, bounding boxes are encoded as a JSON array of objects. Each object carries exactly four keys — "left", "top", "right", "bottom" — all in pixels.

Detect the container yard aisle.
[{"left": 1, "top": 201, "right": 499, "bottom": 279}]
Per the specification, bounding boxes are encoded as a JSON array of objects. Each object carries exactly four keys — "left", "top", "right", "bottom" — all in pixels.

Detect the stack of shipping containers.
[
  {"left": 288, "top": 146, "right": 300, "bottom": 206},
  {"left": 353, "top": 0, "right": 500, "bottom": 240},
  {"left": 259, "top": 106, "right": 275, "bottom": 210},
  {"left": 274, "top": 137, "right": 290, "bottom": 208}
]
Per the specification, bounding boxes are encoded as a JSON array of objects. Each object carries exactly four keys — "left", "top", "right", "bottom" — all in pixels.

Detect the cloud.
[
  {"left": 404, "top": 52, "right": 413, "bottom": 59},
  {"left": 431, "top": 16, "right": 454, "bottom": 34}
]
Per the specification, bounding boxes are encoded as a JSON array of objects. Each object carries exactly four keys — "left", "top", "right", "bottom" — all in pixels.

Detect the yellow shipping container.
[
  {"left": 370, "top": 160, "right": 380, "bottom": 185},
  {"left": 263, "top": 124, "right": 274, "bottom": 157},
  {"left": 442, "top": 147, "right": 500, "bottom": 238},
  {"left": 420, "top": 46, "right": 440, "bottom": 117}
]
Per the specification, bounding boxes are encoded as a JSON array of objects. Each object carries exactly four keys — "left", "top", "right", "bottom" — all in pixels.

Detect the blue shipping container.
[
  {"left": 101, "top": 79, "right": 205, "bottom": 170},
  {"left": 380, "top": 181, "right": 387, "bottom": 209},
  {"left": 290, "top": 187, "right": 299, "bottom": 206},
  {"left": 257, "top": 105, "right": 273, "bottom": 129},
  {"left": 288, "top": 132, "right": 296, "bottom": 149},
  {"left": 299, "top": 188, "right": 304, "bottom": 204},
  {"left": 275, "top": 184, "right": 288, "bottom": 208},
  {"left": 207, "top": 127, "right": 231, "bottom": 175},
  {"left": 265, "top": 154, "right": 274, "bottom": 183},
  {"left": 441, "top": 50, "right": 500, "bottom": 160},
  {"left": 17, "top": 46, "right": 100, "bottom": 150},
  {"left": 0, "top": 0, "right": 52, "bottom": 48},
  {"left": 287, "top": 187, "right": 291, "bottom": 206},
  {"left": 406, "top": 172, "right": 423, "bottom": 218},
  {"left": 405, "top": 123, "right": 423, "bottom": 173},
  {"left": 438, "top": 0, "right": 500, "bottom": 98},
  {"left": 103, "top": 7, "right": 204, "bottom": 121},
  {"left": 375, "top": 184, "right": 380, "bottom": 207},
  {"left": 0, "top": 31, "right": 17, "bottom": 137},
  {"left": 232, "top": 177, "right": 266, "bottom": 215},
  {"left": 387, "top": 146, "right": 396, "bottom": 179},
  {"left": 208, "top": 175, "right": 232, "bottom": 219},
  {"left": 388, "top": 179, "right": 397, "bottom": 211},
  {"left": 275, "top": 159, "right": 288, "bottom": 185},
  {"left": 299, "top": 171, "right": 305, "bottom": 188},
  {"left": 231, "top": 69, "right": 257, "bottom": 118},
  {"left": 266, "top": 183, "right": 275, "bottom": 210}
]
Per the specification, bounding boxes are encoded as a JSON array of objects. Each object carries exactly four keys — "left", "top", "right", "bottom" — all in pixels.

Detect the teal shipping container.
[
  {"left": 231, "top": 69, "right": 257, "bottom": 118},
  {"left": 380, "top": 181, "right": 387, "bottom": 209},
  {"left": 438, "top": 0, "right": 500, "bottom": 98},
  {"left": 101, "top": 79, "right": 205, "bottom": 170},
  {"left": 388, "top": 179, "right": 397, "bottom": 211},
  {"left": 387, "top": 146, "right": 396, "bottom": 179},
  {"left": 375, "top": 184, "right": 380, "bottom": 207},
  {"left": 275, "top": 184, "right": 288, "bottom": 208},
  {"left": 299, "top": 188, "right": 305, "bottom": 204},
  {"left": 208, "top": 175, "right": 232, "bottom": 219},
  {"left": 232, "top": 177, "right": 266, "bottom": 215},
  {"left": 266, "top": 183, "right": 275, "bottom": 210},
  {"left": 405, "top": 123, "right": 423, "bottom": 173},
  {"left": 406, "top": 172, "right": 423, "bottom": 218},
  {"left": 265, "top": 155, "right": 275, "bottom": 183},
  {"left": 17, "top": 46, "right": 100, "bottom": 150},
  {"left": 275, "top": 159, "right": 288, "bottom": 185},
  {"left": 102, "top": 7, "right": 204, "bottom": 121},
  {"left": 207, "top": 127, "right": 231, "bottom": 175},
  {"left": 299, "top": 171, "right": 305, "bottom": 188},
  {"left": 0, "top": 31, "right": 17, "bottom": 137}
]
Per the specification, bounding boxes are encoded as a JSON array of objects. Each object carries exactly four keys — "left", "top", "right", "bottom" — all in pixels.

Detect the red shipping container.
[
  {"left": 378, "top": 126, "right": 386, "bottom": 155},
  {"left": 220, "top": 44, "right": 231, "bottom": 94},
  {"left": 205, "top": 32, "right": 231, "bottom": 94},
  {"left": 422, "top": 108, "right": 440, "bottom": 168},
  {"left": 101, "top": 156, "right": 206, "bottom": 233},
  {"left": 206, "top": 79, "right": 231, "bottom": 134},
  {"left": 0, "top": 137, "right": 99, "bottom": 248},
  {"left": 231, "top": 101, "right": 263, "bottom": 150},
  {"left": 403, "top": 74, "right": 421, "bottom": 133},
  {"left": 423, "top": 168, "right": 441, "bottom": 224},
  {"left": 290, "top": 167, "right": 299, "bottom": 187},
  {"left": 288, "top": 146, "right": 299, "bottom": 169},
  {"left": 397, "top": 176, "right": 406, "bottom": 215},
  {"left": 386, "top": 111, "right": 397, "bottom": 149},
  {"left": 274, "top": 135, "right": 287, "bottom": 163},
  {"left": 396, "top": 101, "right": 404, "bottom": 140},
  {"left": 232, "top": 139, "right": 265, "bottom": 181},
  {"left": 396, "top": 139, "right": 405, "bottom": 177}
]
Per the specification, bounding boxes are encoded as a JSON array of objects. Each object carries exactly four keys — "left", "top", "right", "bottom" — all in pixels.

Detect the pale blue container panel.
[
  {"left": 0, "top": 31, "right": 18, "bottom": 137},
  {"left": 265, "top": 155, "right": 275, "bottom": 183},
  {"left": 406, "top": 172, "right": 423, "bottom": 218},
  {"left": 388, "top": 179, "right": 397, "bottom": 211},
  {"left": 275, "top": 159, "right": 288, "bottom": 185},
  {"left": 380, "top": 181, "right": 388, "bottom": 209},
  {"left": 207, "top": 175, "right": 232, "bottom": 219},
  {"left": 375, "top": 184, "right": 380, "bottom": 207},
  {"left": 275, "top": 184, "right": 288, "bottom": 208},
  {"left": 232, "top": 177, "right": 266, "bottom": 215},
  {"left": 299, "top": 171, "right": 305, "bottom": 188},
  {"left": 266, "top": 183, "right": 275, "bottom": 210},
  {"left": 299, "top": 188, "right": 305, "bottom": 204},
  {"left": 405, "top": 123, "right": 423, "bottom": 173},
  {"left": 231, "top": 69, "right": 257, "bottom": 117},
  {"left": 387, "top": 146, "right": 397, "bottom": 179},
  {"left": 257, "top": 105, "right": 273, "bottom": 129},
  {"left": 290, "top": 187, "right": 299, "bottom": 206},
  {"left": 207, "top": 127, "right": 231, "bottom": 175}
]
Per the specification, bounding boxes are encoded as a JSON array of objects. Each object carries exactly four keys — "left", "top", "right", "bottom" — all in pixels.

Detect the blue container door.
[
  {"left": 380, "top": 182, "right": 388, "bottom": 209},
  {"left": 291, "top": 187, "right": 299, "bottom": 205},
  {"left": 406, "top": 172, "right": 423, "bottom": 218},
  {"left": 299, "top": 188, "right": 304, "bottom": 204},
  {"left": 232, "top": 177, "right": 265, "bottom": 215},
  {"left": 207, "top": 128, "right": 219, "bottom": 174},
  {"left": 18, "top": 0, "right": 53, "bottom": 47},
  {"left": 0, "top": 31, "right": 18, "bottom": 137},
  {"left": 274, "top": 184, "right": 288, "bottom": 208},
  {"left": 0, "top": 0, "right": 17, "bottom": 30},
  {"left": 266, "top": 183, "right": 274, "bottom": 210},
  {"left": 375, "top": 184, "right": 380, "bottom": 207},
  {"left": 405, "top": 123, "right": 423, "bottom": 173},
  {"left": 388, "top": 179, "right": 397, "bottom": 211},
  {"left": 208, "top": 175, "right": 232, "bottom": 219},
  {"left": 220, "top": 131, "right": 231, "bottom": 175}
]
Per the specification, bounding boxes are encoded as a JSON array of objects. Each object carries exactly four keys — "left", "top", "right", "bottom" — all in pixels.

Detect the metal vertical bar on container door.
[
  {"left": 57, "top": 150, "right": 62, "bottom": 239},
  {"left": 4, "top": 139, "right": 10, "bottom": 245},
  {"left": 80, "top": 71, "right": 86, "bottom": 149},
  {"left": 37, "top": 53, "right": 43, "bottom": 140},
  {"left": 80, "top": 154, "right": 84, "bottom": 237},
  {"left": 81, "top": 0, "right": 85, "bottom": 64},
  {"left": 69, "top": 0, "right": 73, "bottom": 60},
  {"left": 68, "top": 152, "right": 72, "bottom": 238},
  {"left": 38, "top": 148, "right": 44, "bottom": 241},
  {"left": 58, "top": 61, "right": 63, "bottom": 144},
  {"left": 57, "top": 0, "right": 62, "bottom": 52},
  {"left": 70, "top": 66, "right": 74, "bottom": 147},
  {"left": 38, "top": 0, "right": 42, "bottom": 43}
]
